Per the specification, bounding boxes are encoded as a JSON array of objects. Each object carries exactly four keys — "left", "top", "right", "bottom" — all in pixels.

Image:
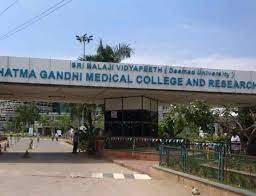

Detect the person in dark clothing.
[{"left": 72, "top": 132, "right": 79, "bottom": 153}]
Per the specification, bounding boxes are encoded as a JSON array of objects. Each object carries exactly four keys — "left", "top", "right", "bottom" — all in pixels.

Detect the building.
[
  {"left": 158, "top": 104, "right": 170, "bottom": 120},
  {"left": 1, "top": 56, "right": 256, "bottom": 137},
  {"left": 0, "top": 100, "right": 22, "bottom": 130},
  {"left": 104, "top": 96, "right": 158, "bottom": 137},
  {"left": 0, "top": 100, "right": 67, "bottom": 131}
]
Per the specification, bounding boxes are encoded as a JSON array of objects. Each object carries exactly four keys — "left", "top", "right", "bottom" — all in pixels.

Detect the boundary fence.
[
  {"left": 105, "top": 136, "right": 256, "bottom": 191},
  {"left": 159, "top": 143, "right": 256, "bottom": 192}
]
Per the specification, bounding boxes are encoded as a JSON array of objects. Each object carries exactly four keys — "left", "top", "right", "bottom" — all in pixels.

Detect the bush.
[{"left": 78, "top": 127, "right": 100, "bottom": 154}]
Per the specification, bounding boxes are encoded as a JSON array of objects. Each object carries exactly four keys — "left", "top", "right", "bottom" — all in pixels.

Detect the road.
[{"left": 0, "top": 138, "right": 191, "bottom": 196}]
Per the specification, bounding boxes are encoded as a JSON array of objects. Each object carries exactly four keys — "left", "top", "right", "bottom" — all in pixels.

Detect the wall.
[{"left": 103, "top": 149, "right": 159, "bottom": 161}]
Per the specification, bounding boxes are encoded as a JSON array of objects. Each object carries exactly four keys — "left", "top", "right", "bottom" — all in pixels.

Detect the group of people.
[{"left": 50, "top": 129, "right": 79, "bottom": 153}]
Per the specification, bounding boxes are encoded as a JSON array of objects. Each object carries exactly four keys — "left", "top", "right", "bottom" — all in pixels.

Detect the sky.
[{"left": 0, "top": 0, "right": 256, "bottom": 70}]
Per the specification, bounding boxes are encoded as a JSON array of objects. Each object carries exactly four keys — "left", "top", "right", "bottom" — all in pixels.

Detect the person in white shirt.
[
  {"left": 55, "top": 132, "right": 59, "bottom": 142},
  {"left": 231, "top": 132, "right": 241, "bottom": 153}
]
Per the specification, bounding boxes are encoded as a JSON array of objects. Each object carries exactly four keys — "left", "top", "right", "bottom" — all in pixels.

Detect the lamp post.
[{"left": 76, "top": 34, "right": 93, "bottom": 61}]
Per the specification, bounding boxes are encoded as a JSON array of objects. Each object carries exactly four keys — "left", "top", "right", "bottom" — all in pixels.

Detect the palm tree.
[
  {"left": 79, "top": 39, "right": 134, "bottom": 63},
  {"left": 75, "top": 40, "right": 133, "bottom": 152},
  {"left": 76, "top": 40, "right": 133, "bottom": 128}
]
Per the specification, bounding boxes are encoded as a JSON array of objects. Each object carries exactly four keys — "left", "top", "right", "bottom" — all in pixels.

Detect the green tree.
[
  {"left": 55, "top": 114, "right": 71, "bottom": 131},
  {"left": 39, "top": 113, "right": 71, "bottom": 134},
  {"left": 5, "top": 117, "right": 20, "bottom": 132},
  {"left": 189, "top": 101, "right": 215, "bottom": 132},
  {"left": 79, "top": 39, "right": 134, "bottom": 63},
  {"left": 161, "top": 100, "right": 215, "bottom": 139},
  {"left": 68, "top": 103, "right": 100, "bottom": 130},
  {"left": 39, "top": 114, "right": 51, "bottom": 134},
  {"left": 68, "top": 103, "right": 84, "bottom": 128},
  {"left": 217, "top": 106, "right": 256, "bottom": 147},
  {"left": 15, "top": 104, "right": 40, "bottom": 131},
  {"left": 94, "top": 112, "right": 104, "bottom": 130}
]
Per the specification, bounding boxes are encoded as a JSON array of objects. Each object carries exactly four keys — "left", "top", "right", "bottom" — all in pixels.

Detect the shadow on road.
[{"left": 0, "top": 152, "right": 109, "bottom": 164}]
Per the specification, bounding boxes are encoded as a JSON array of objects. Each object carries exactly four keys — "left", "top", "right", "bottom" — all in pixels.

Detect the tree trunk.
[
  {"left": 81, "top": 107, "right": 85, "bottom": 127},
  {"left": 88, "top": 110, "right": 93, "bottom": 130}
]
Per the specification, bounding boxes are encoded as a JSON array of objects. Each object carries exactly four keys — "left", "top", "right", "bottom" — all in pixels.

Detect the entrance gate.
[{"left": 104, "top": 96, "right": 158, "bottom": 137}]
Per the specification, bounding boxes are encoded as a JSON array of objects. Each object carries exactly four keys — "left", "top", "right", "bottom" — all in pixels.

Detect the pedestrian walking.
[
  {"left": 37, "top": 133, "right": 40, "bottom": 143},
  {"left": 55, "top": 133, "right": 59, "bottom": 142},
  {"left": 29, "top": 138, "right": 34, "bottom": 149},
  {"left": 72, "top": 132, "right": 78, "bottom": 154},
  {"left": 10, "top": 134, "right": 13, "bottom": 145},
  {"left": 51, "top": 132, "right": 54, "bottom": 141}
]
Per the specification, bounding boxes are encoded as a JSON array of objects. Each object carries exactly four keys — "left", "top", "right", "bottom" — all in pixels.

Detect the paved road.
[{"left": 0, "top": 138, "right": 191, "bottom": 196}]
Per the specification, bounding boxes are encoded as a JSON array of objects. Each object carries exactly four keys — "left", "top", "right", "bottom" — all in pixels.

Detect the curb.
[
  {"left": 153, "top": 165, "right": 256, "bottom": 196},
  {"left": 109, "top": 158, "right": 152, "bottom": 175}
]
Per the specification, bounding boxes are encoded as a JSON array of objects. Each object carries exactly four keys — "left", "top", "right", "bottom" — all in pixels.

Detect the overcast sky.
[{"left": 1, "top": 0, "right": 256, "bottom": 70}]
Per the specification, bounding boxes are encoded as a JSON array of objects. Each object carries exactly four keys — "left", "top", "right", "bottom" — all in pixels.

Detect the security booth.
[{"left": 104, "top": 96, "right": 158, "bottom": 137}]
